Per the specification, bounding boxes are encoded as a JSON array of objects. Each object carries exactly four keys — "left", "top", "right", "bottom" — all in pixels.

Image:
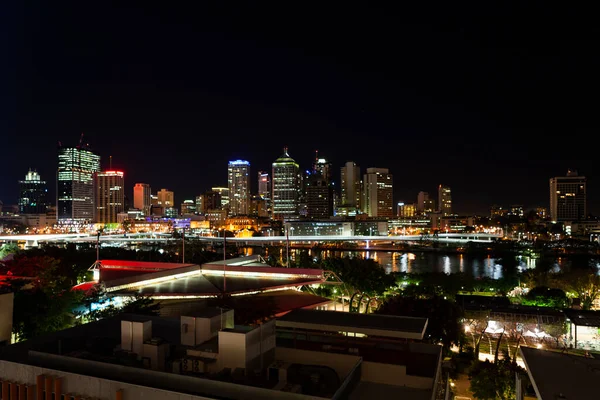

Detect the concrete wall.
[
  {"left": 218, "top": 331, "right": 247, "bottom": 371},
  {"left": 275, "top": 347, "right": 361, "bottom": 380},
  {"left": 0, "top": 359, "right": 214, "bottom": 400},
  {"left": 0, "top": 292, "right": 14, "bottom": 345},
  {"left": 361, "top": 361, "right": 433, "bottom": 389},
  {"left": 21, "top": 352, "right": 324, "bottom": 400}
]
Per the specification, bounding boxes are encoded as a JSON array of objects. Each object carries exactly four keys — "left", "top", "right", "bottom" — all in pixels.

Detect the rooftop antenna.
[
  {"left": 79, "top": 132, "right": 84, "bottom": 147},
  {"left": 109, "top": 155, "right": 112, "bottom": 170}
]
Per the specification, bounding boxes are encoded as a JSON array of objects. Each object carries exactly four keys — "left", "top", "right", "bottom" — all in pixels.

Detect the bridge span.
[{"left": 0, "top": 232, "right": 501, "bottom": 247}]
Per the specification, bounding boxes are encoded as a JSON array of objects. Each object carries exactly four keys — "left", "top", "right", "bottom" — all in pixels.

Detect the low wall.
[
  {"left": 275, "top": 347, "right": 361, "bottom": 380},
  {"left": 361, "top": 361, "right": 433, "bottom": 389}
]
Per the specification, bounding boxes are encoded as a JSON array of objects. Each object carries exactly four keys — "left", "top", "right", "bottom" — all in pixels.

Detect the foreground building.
[
  {"left": 0, "top": 307, "right": 441, "bottom": 400},
  {"left": 518, "top": 346, "right": 599, "bottom": 399}
]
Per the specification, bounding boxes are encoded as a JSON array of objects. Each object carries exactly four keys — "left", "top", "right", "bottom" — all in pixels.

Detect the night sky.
[{"left": 3, "top": 2, "right": 599, "bottom": 214}]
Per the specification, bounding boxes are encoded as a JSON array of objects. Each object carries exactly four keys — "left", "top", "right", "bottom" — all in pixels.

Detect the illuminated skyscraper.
[
  {"left": 306, "top": 172, "right": 333, "bottom": 219},
  {"left": 272, "top": 148, "right": 300, "bottom": 220},
  {"left": 362, "top": 168, "right": 393, "bottom": 218},
  {"left": 340, "top": 161, "right": 361, "bottom": 208},
  {"left": 228, "top": 160, "right": 250, "bottom": 216},
  {"left": 157, "top": 189, "right": 174, "bottom": 209},
  {"left": 18, "top": 169, "right": 48, "bottom": 214},
  {"left": 417, "top": 191, "right": 435, "bottom": 214},
  {"left": 550, "top": 169, "right": 586, "bottom": 221},
  {"left": 258, "top": 171, "right": 271, "bottom": 199},
  {"left": 212, "top": 187, "right": 229, "bottom": 209},
  {"left": 57, "top": 143, "right": 101, "bottom": 221},
  {"left": 312, "top": 152, "right": 332, "bottom": 183},
  {"left": 438, "top": 185, "right": 452, "bottom": 216},
  {"left": 133, "top": 183, "right": 151, "bottom": 216},
  {"left": 95, "top": 170, "right": 124, "bottom": 223}
]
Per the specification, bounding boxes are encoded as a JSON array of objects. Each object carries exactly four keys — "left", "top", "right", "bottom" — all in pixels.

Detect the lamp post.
[
  {"left": 96, "top": 230, "right": 101, "bottom": 262},
  {"left": 285, "top": 222, "right": 291, "bottom": 267},
  {"left": 182, "top": 226, "right": 186, "bottom": 264}
]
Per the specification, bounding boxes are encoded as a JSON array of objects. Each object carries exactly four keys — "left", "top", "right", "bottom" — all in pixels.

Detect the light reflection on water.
[{"left": 249, "top": 247, "right": 592, "bottom": 278}]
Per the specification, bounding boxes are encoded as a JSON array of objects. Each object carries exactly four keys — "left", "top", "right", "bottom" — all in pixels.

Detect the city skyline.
[
  {"left": 4, "top": 3, "right": 599, "bottom": 214},
  {"left": 0, "top": 142, "right": 596, "bottom": 217}
]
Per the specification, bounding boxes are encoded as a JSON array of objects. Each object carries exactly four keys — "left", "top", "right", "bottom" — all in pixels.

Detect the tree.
[
  {"left": 558, "top": 268, "right": 600, "bottom": 310},
  {"left": 86, "top": 292, "right": 161, "bottom": 322},
  {"left": 521, "top": 286, "right": 568, "bottom": 309},
  {"left": 377, "top": 295, "right": 463, "bottom": 349},
  {"left": 469, "top": 358, "right": 525, "bottom": 400},
  {"left": 319, "top": 257, "right": 395, "bottom": 296},
  {"left": 3, "top": 256, "right": 85, "bottom": 341},
  {"left": 0, "top": 243, "right": 19, "bottom": 260}
]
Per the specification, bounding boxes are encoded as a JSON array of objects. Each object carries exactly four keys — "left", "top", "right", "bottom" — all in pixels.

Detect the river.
[{"left": 240, "top": 247, "right": 599, "bottom": 279}]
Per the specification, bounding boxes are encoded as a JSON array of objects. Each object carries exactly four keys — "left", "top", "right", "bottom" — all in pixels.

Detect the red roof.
[
  {"left": 71, "top": 281, "right": 98, "bottom": 293},
  {"left": 99, "top": 260, "right": 195, "bottom": 271}
]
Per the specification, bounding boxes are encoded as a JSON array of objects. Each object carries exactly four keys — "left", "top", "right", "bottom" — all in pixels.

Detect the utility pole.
[
  {"left": 223, "top": 231, "right": 227, "bottom": 293},
  {"left": 96, "top": 230, "right": 101, "bottom": 262},
  {"left": 182, "top": 226, "right": 185, "bottom": 264},
  {"left": 285, "top": 223, "right": 290, "bottom": 267}
]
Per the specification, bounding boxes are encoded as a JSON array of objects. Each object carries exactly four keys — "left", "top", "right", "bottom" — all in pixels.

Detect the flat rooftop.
[
  {"left": 563, "top": 309, "right": 600, "bottom": 327},
  {"left": 349, "top": 382, "right": 431, "bottom": 400},
  {"left": 520, "top": 346, "right": 600, "bottom": 399},
  {"left": 276, "top": 309, "right": 428, "bottom": 340}
]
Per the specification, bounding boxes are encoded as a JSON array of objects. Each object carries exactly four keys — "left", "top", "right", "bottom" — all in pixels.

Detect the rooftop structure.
[
  {"left": 519, "top": 346, "right": 600, "bottom": 400},
  {"left": 277, "top": 309, "right": 428, "bottom": 340},
  {"left": 85, "top": 256, "right": 327, "bottom": 300},
  {"left": 0, "top": 309, "right": 442, "bottom": 400}
]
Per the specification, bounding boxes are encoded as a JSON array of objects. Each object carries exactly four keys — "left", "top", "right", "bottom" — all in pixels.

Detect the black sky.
[{"left": 3, "top": 2, "right": 600, "bottom": 214}]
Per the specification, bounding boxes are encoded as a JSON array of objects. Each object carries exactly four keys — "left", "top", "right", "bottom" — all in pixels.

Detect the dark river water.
[{"left": 240, "top": 247, "right": 600, "bottom": 278}]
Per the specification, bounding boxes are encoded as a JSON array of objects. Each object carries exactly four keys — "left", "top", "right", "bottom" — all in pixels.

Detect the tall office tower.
[
  {"left": 95, "top": 170, "right": 124, "bottom": 223},
  {"left": 306, "top": 173, "right": 333, "bottom": 219},
  {"left": 312, "top": 152, "right": 332, "bottom": 183},
  {"left": 272, "top": 148, "right": 300, "bottom": 220},
  {"left": 133, "top": 183, "right": 151, "bottom": 216},
  {"left": 362, "top": 168, "right": 393, "bottom": 218},
  {"left": 417, "top": 191, "right": 435, "bottom": 214},
  {"left": 397, "top": 202, "right": 417, "bottom": 218},
  {"left": 157, "top": 189, "right": 174, "bottom": 209},
  {"left": 198, "top": 191, "right": 222, "bottom": 213},
  {"left": 438, "top": 185, "right": 452, "bottom": 216},
  {"left": 228, "top": 160, "right": 250, "bottom": 216},
  {"left": 180, "top": 200, "right": 196, "bottom": 215},
  {"left": 550, "top": 169, "right": 587, "bottom": 221},
  {"left": 340, "top": 161, "right": 361, "bottom": 207},
  {"left": 211, "top": 187, "right": 229, "bottom": 209},
  {"left": 258, "top": 172, "right": 271, "bottom": 199},
  {"left": 57, "top": 142, "right": 101, "bottom": 221},
  {"left": 18, "top": 169, "right": 48, "bottom": 214}
]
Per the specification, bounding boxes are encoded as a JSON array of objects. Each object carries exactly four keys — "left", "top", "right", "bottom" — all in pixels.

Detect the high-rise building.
[
  {"left": 228, "top": 160, "right": 250, "bottom": 216},
  {"left": 257, "top": 172, "right": 271, "bottom": 199},
  {"left": 157, "top": 189, "right": 174, "bottom": 209},
  {"left": 57, "top": 143, "right": 101, "bottom": 221},
  {"left": 272, "top": 148, "right": 300, "bottom": 220},
  {"left": 417, "top": 191, "right": 435, "bottom": 214},
  {"left": 306, "top": 173, "right": 333, "bottom": 219},
  {"left": 438, "top": 185, "right": 452, "bottom": 216},
  {"left": 397, "top": 202, "right": 417, "bottom": 218},
  {"left": 362, "top": 168, "right": 393, "bottom": 218},
  {"left": 18, "top": 169, "right": 48, "bottom": 214},
  {"left": 133, "top": 183, "right": 151, "bottom": 216},
  {"left": 340, "top": 161, "right": 361, "bottom": 208},
  {"left": 550, "top": 169, "right": 587, "bottom": 221},
  {"left": 312, "top": 153, "right": 332, "bottom": 183},
  {"left": 95, "top": 170, "right": 124, "bottom": 223},
  {"left": 180, "top": 200, "right": 196, "bottom": 215},
  {"left": 211, "top": 187, "right": 229, "bottom": 209}
]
